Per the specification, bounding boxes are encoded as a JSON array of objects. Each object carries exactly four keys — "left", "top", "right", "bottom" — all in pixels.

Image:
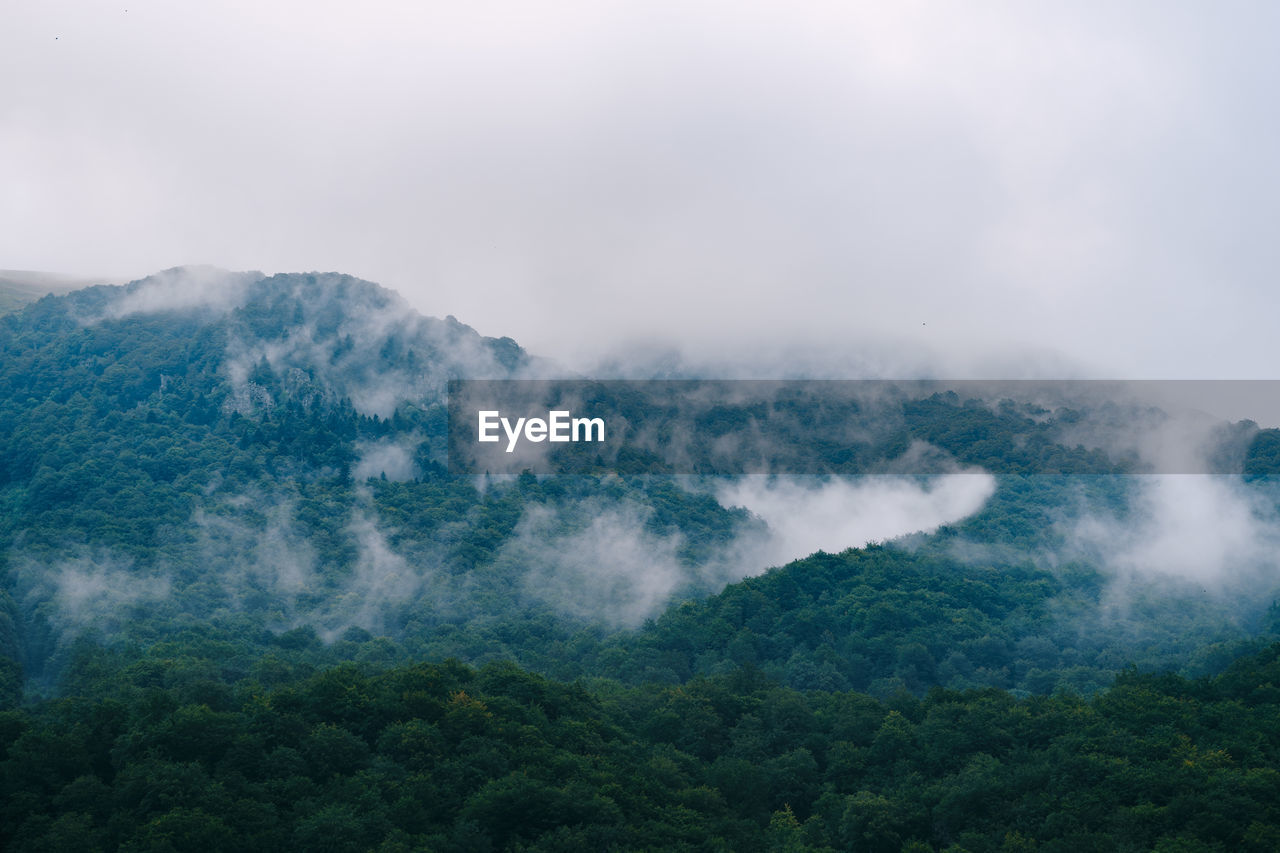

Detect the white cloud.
[
  {"left": 1071, "top": 475, "right": 1280, "bottom": 589},
  {"left": 3, "top": 3, "right": 1279, "bottom": 376},
  {"left": 719, "top": 473, "right": 997, "bottom": 566}
]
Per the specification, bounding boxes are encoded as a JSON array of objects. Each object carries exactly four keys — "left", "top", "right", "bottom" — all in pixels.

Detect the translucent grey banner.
[{"left": 446, "top": 380, "right": 1280, "bottom": 476}]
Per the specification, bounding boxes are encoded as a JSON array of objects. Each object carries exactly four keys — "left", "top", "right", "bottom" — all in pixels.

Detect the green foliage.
[
  {"left": 5, "top": 276, "right": 1280, "bottom": 849},
  {"left": 4, "top": 648, "right": 1280, "bottom": 850},
  {"left": 608, "top": 532, "right": 1274, "bottom": 697}
]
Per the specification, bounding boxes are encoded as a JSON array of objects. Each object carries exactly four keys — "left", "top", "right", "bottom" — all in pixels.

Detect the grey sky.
[{"left": 4, "top": 2, "right": 1278, "bottom": 377}]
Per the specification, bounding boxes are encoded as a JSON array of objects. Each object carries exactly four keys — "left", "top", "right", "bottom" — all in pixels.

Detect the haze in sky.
[{"left": 3, "top": 2, "right": 1277, "bottom": 377}]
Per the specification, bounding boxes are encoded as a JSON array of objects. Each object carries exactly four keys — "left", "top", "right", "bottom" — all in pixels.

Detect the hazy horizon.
[{"left": 5, "top": 3, "right": 1279, "bottom": 377}]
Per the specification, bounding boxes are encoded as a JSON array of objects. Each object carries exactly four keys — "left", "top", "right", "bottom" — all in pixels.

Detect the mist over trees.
[{"left": 4, "top": 270, "right": 1280, "bottom": 850}]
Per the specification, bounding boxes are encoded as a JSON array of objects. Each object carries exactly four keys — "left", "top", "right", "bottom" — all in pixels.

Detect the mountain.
[
  {"left": 4, "top": 266, "right": 1280, "bottom": 692},
  {"left": 0, "top": 267, "right": 757, "bottom": 690},
  {"left": 4, "top": 267, "right": 1280, "bottom": 849}
]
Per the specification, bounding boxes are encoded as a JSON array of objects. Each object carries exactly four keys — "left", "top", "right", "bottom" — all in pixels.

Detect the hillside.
[
  {"left": 3, "top": 269, "right": 1280, "bottom": 849},
  {"left": 0, "top": 271, "right": 122, "bottom": 316}
]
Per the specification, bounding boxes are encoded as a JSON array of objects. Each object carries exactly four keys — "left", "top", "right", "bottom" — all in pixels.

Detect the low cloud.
[
  {"left": 496, "top": 474, "right": 998, "bottom": 627},
  {"left": 14, "top": 551, "right": 171, "bottom": 644},
  {"left": 503, "top": 500, "right": 689, "bottom": 628},
  {"left": 1069, "top": 475, "right": 1280, "bottom": 591},
  {"left": 353, "top": 437, "right": 420, "bottom": 482},
  {"left": 718, "top": 474, "right": 998, "bottom": 567},
  {"left": 195, "top": 497, "right": 318, "bottom": 620},
  {"left": 98, "top": 265, "right": 262, "bottom": 318},
  {"left": 315, "top": 504, "right": 428, "bottom": 640},
  {"left": 196, "top": 490, "right": 434, "bottom": 639}
]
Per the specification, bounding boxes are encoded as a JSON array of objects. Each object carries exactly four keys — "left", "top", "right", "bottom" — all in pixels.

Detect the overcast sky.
[{"left": 4, "top": 2, "right": 1278, "bottom": 377}]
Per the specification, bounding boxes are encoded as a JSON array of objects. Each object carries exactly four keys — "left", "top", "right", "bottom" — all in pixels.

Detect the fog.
[
  {"left": 9, "top": 265, "right": 1280, "bottom": 657},
  {"left": 353, "top": 438, "right": 420, "bottom": 483},
  {"left": 1068, "top": 476, "right": 1280, "bottom": 593},
  {"left": 96, "top": 267, "right": 524, "bottom": 418},
  {"left": 39, "top": 556, "right": 170, "bottom": 635},
  {"left": 100, "top": 265, "right": 261, "bottom": 319},
  {"left": 501, "top": 500, "right": 690, "bottom": 627},
  {"left": 719, "top": 474, "right": 997, "bottom": 568},
  {"left": 12, "top": 551, "right": 172, "bottom": 671},
  {"left": 195, "top": 497, "right": 318, "bottom": 619},
  {"left": 321, "top": 504, "right": 427, "bottom": 640},
  {"left": 494, "top": 474, "right": 999, "bottom": 626},
  {"left": 5, "top": 3, "right": 1280, "bottom": 377}
]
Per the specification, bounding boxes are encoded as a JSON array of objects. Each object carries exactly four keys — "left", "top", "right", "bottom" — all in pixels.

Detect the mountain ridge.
[{"left": 1, "top": 267, "right": 1278, "bottom": 702}]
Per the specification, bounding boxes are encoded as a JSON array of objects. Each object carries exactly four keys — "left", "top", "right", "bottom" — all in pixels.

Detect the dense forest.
[
  {"left": 7, "top": 643, "right": 1280, "bottom": 851},
  {"left": 3, "top": 268, "right": 1280, "bottom": 850}
]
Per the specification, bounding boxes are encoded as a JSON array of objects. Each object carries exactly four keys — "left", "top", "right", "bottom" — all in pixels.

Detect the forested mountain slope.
[
  {"left": 4, "top": 269, "right": 1280, "bottom": 700},
  {"left": 5, "top": 268, "right": 1280, "bottom": 848}
]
